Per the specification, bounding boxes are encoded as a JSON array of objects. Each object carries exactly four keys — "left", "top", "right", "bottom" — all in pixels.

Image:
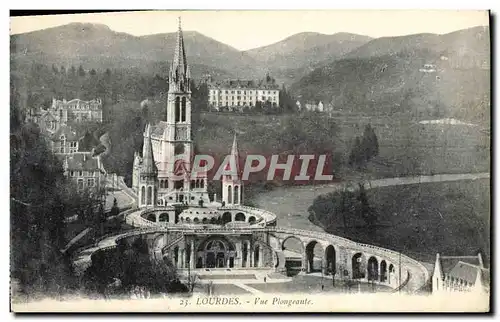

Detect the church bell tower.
[{"left": 163, "top": 17, "right": 193, "bottom": 192}]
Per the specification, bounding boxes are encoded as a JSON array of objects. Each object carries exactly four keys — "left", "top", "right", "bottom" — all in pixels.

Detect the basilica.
[{"left": 131, "top": 19, "right": 242, "bottom": 210}]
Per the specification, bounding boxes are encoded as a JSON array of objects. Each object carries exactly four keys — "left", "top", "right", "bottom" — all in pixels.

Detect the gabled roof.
[
  {"left": 150, "top": 121, "right": 169, "bottom": 139},
  {"left": 448, "top": 261, "right": 482, "bottom": 284},
  {"left": 51, "top": 125, "right": 83, "bottom": 141},
  {"left": 57, "top": 152, "right": 104, "bottom": 172},
  {"left": 434, "top": 254, "right": 490, "bottom": 289},
  {"left": 41, "top": 110, "right": 58, "bottom": 121}
]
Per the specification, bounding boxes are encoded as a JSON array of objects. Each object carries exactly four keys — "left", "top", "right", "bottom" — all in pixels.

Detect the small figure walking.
[
  {"left": 264, "top": 277, "right": 267, "bottom": 283},
  {"left": 321, "top": 284, "right": 325, "bottom": 291}
]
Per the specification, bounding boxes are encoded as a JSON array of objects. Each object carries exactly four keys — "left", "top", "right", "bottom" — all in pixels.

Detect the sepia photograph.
[{"left": 9, "top": 9, "right": 491, "bottom": 313}]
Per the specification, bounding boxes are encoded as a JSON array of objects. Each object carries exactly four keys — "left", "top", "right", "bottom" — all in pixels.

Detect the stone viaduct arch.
[{"left": 73, "top": 216, "right": 428, "bottom": 292}]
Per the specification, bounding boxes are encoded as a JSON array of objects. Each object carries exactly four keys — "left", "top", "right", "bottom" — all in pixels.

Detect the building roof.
[
  {"left": 209, "top": 78, "right": 280, "bottom": 90},
  {"left": 41, "top": 110, "right": 58, "bottom": 121},
  {"left": 51, "top": 125, "right": 83, "bottom": 141},
  {"left": 448, "top": 261, "right": 482, "bottom": 284},
  {"left": 433, "top": 253, "right": 490, "bottom": 289},
  {"left": 58, "top": 152, "right": 104, "bottom": 172},
  {"left": 150, "top": 121, "right": 169, "bottom": 138},
  {"left": 53, "top": 98, "right": 102, "bottom": 109}
]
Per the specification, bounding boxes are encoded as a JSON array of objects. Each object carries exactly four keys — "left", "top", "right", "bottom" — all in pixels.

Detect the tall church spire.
[
  {"left": 169, "top": 17, "right": 190, "bottom": 93},
  {"left": 173, "top": 16, "right": 188, "bottom": 75}
]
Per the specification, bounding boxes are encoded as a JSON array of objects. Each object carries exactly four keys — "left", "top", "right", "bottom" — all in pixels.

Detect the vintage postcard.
[{"left": 9, "top": 10, "right": 490, "bottom": 313}]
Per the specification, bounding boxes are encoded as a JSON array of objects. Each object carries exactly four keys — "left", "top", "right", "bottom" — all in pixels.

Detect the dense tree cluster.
[
  {"left": 348, "top": 124, "right": 379, "bottom": 168},
  {"left": 83, "top": 238, "right": 185, "bottom": 297},
  {"left": 10, "top": 104, "right": 105, "bottom": 299},
  {"left": 308, "top": 184, "right": 378, "bottom": 233},
  {"left": 11, "top": 62, "right": 170, "bottom": 121}
]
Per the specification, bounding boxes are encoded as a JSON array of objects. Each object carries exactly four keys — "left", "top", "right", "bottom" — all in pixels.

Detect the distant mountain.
[
  {"left": 345, "top": 26, "right": 489, "bottom": 62},
  {"left": 245, "top": 32, "right": 372, "bottom": 83},
  {"left": 10, "top": 22, "right": 259, "bottom": 79},
  {"left": 292, "top": 26, "right": 490, "bottom": 123}
]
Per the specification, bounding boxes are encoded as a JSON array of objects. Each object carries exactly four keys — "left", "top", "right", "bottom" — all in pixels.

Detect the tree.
[
  {"left": 361, "top": 124, "right": 379, "bottom": 161},
  {"left": 186, "top": 273, "right": 200, "bottom": 293},
  {"left": 78, "top": 65, "right": 86, "bottom": 77},
  {"left": 357, "top": 183, "right": 377, "bottom": 228},
  {"left": 109, "top": 197, "right": 120, "bottom": 218},
  {"left": 348, "top": 136, "right": 364, "bottom": 168},
  {"left": 10, "top": 115, "right": 80, "bottom": 297}
]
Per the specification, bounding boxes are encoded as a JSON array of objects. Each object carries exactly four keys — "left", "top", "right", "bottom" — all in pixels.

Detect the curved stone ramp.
[
  {"left": 126, "top": 205, "right": 278, "bottom": 229},
  {"left": 72, "top": 225, "right": 429, "bottom": 293}
]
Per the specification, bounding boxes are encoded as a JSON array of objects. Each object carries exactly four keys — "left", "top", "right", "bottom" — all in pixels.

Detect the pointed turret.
[
  {"left": 222, "top": 133, "right": 243, "bottom": 205},
  {"left": 230, "top": 133, "right": 240, "bottom": 176},
  {"left": 432, "top": 253, "right": 444, "bottom": 293},
  {"left": 141, "top": 123, "right": 157, "bottom": 174},
  {"left": 433, "top": 253, "right": 443, "bottom": 280}
]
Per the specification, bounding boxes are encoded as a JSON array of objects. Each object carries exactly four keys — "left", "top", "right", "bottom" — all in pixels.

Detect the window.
[
  {"left": 225, "top": 90, "right": 228, "bottom": 94},
  {"left": 70, "top": 171, "right": 75, "bottom": 177},
  {"left": 237, "top": 91, "right": 241, "bottom": 94},
  {"left": 175, "top": 97, "right": 180, "bottom": 122},
  {"left": 78, "top": 171, "right": 83, "bottom": 177},
  {"left": 77, "top": 179, "right": 84, "bottom": 190},
  {"left": 237, "top": 96, "right": 241, "bottom": 100},
  {"left": 69, "top": 141, "right": 77, "bottom": 153},
  {"left": 231, "top": 91, "right": 234, "bottom": 94},
  {"left": 87, "top": 178, "right": 95, "bottom": 187}
]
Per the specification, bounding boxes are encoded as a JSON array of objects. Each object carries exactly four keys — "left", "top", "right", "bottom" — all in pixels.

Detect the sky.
[{"left": 10, "top": 10, "right": 489, "bottom": 51}]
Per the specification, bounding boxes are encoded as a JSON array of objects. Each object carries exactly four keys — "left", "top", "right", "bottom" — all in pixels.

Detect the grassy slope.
[
  {"left": 196, "top": 112, "right": 489, "bottom": 179},
  {"left": 322, "top": 179, "right": 490, "bottom": 264}
]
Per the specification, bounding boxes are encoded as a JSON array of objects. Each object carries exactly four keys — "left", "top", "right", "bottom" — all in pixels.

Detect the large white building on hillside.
[{"left": 207, "top": 77, "right": 280, "bottom": 111}]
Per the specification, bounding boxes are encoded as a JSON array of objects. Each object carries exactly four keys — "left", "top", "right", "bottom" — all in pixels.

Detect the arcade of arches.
[
  {"left": 167, "top": 235, "right": 266, "bottom": 270},
  {"left": 279, "top": 239, "right": 399, "bottom": 285}
]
